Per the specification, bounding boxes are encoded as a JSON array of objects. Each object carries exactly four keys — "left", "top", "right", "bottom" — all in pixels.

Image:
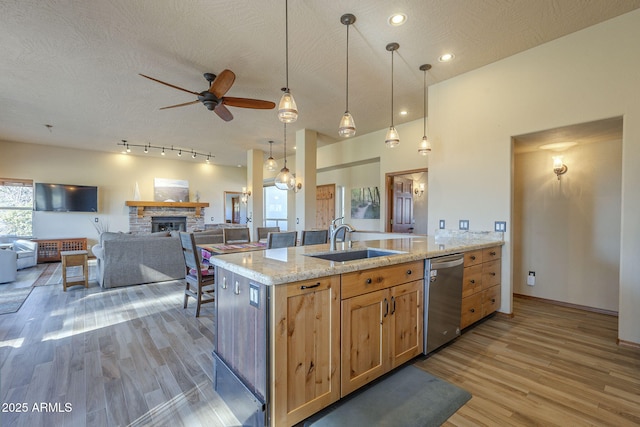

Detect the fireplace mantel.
[{"left": 125, "top": 201, "right": 209, "bottom": 217}]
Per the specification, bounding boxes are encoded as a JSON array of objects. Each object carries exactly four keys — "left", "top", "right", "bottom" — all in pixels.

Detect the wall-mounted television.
[{"left": 34, "top": 183, "right": 98, "bottom": 212}]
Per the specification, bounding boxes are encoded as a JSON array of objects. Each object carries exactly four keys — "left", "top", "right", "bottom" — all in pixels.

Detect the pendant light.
[
  {"left": 385, "top": 43, "right": 400, "bottom": 148},
  {"left": 278, "top": 0, "right": 298, "bottom": 123},
  {"left": 274, "top": 124, "right": 296, "bottom": 190},
  {"left": 338, "top": 13, "right": 356, "bottom": 138},
  {"left": 264, "top": 140, "right": 278, "bottom": 171},
  {"left": 418, "top": 64, "right": 432, "bottom": 155}
]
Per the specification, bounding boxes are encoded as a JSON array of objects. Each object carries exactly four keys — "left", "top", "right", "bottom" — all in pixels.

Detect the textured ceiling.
[{"left": 1, "top": 0, "right": 639, "bottom": 166}]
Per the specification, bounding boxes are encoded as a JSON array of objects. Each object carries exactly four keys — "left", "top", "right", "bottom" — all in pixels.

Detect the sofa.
[
  {"left": 92, "top": 231, "right": 185, "bottom": 288},
  {"left": 0, "top": 249, "right": 17, "bottom": 283}
]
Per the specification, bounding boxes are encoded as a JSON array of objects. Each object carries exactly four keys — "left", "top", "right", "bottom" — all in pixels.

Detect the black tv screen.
[{"left": 34, "top": 183, "right": 98, "bottom": 212}]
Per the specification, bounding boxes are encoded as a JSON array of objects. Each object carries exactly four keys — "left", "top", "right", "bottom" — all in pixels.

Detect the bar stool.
[{"left": 60, "top": 250, "right": 89, "bottom": 291}]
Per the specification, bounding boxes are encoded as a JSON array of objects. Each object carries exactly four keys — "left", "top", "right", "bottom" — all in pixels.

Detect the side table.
[{"left": 60, "top": 250, "right": 88, "bottom": 291}]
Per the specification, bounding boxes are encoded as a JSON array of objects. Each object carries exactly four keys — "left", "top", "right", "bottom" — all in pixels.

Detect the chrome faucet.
[{"left": 329, "top": 217, "right": 355, "bottom": 251}]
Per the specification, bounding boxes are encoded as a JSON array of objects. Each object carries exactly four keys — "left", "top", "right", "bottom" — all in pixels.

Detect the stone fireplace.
[{"left": 126, "top": 201, "right": 208, "bottom": 234}]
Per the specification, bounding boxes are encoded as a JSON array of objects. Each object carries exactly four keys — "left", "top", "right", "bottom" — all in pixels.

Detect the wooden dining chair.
[
  {"left": 300, "top": 229, "right": 328, "bottom": 246},
  {"left": 223, "top": 227, "right": 250, "bottom": 244},
  {"left": 266, "top": 231, "right": 298, "bottom": 249},
  {"left": 179, "top": 232, "right": 215, "bottom": 317},
  {"left": 257, "top": 226, "right": 280, "bottom": 242}
]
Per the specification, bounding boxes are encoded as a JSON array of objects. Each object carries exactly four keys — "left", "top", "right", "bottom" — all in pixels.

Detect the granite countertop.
[{"left": 207, "top": 232, "right": 504, "bottom": 286}]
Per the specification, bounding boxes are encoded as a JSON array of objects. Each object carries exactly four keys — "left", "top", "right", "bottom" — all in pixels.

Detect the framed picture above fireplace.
[{"left": 154, "top": 178, "right": 189, "bottom": 202}]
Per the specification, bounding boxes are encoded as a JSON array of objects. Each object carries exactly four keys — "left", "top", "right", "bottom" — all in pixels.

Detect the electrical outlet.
[
  {"left": 249, "top": 283, "right": 260, "bottom": 307},
  {"left": 495, "top": 221, "right": 507, "bottom": 232},
  {"left": 94, "top": 217, "right": 99, "bottom": 222},
  {"left": 459, "top": 220, "right": 469, "bottom": 230},
  {"left": 211, "top": 217, "right": 214, "bottom": 221},
  {"left": 527, "top": 271, "right": 536, "bottom": 286},
  {"left": 439, "top": 219, "right": 445, "bottom": 229}
]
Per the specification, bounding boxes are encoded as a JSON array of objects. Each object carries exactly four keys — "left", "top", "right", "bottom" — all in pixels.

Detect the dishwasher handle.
[{"left": 430, "top": 255, "right": 464, "bottom": 270}]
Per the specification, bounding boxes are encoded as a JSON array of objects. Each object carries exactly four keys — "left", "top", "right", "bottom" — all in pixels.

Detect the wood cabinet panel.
[
  {"left": 461, "top": 292, "right": 483, "bottom": 328},
  {"left": 389, "top": 280, "right": 423, "bottom": 369},
  {"left": 341, "top": 260, "right": 423, "bottom": 300},
  {"left": 483, "top": 246, "right": 501, "bottom": 261},
  {"left": 464, "top": 249, "right": 483, "bottom": 267},
  {"left": 34, "top": 238, "right": 87, "bottom": 263},
  {"left": 483, "top": 284, "right": 501, "bottom": 316},
  {"left": 462, "top": 263, "right": 483, "bottom": 298},
  {"left": 272, "top": 276, "right": 340, "bottom": 427},
  {"left": 482, "top": 259, "right": 501, "bottom": 289}
]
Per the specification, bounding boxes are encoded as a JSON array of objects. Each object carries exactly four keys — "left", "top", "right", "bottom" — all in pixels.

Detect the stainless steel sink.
[{"left": 306, "top": 249, "right": 404, "bottom": 262}]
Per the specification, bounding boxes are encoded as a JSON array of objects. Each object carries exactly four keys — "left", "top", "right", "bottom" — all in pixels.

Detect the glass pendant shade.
[
  {"left": 338, "top": 112, "right": 356, "bottom": 137},
  {"left": 265, "top": 156, "right": 278, "bottom": 171},
  {"left": 278, "top": 90, "right": 298, "bottom": 123},
  {"left": 385, "top": 126, "right": 400, "bottom": 148},
  {"left": 274, "top": 167, "right": 295, "bottom": 190},
  {"left": 418, "top": 136, "right": 431, "bottom": 155}
]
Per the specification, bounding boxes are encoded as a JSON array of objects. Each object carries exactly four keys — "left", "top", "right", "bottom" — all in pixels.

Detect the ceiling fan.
[{"left": 139, "top": 69, "right": 275, "bottom": 122}]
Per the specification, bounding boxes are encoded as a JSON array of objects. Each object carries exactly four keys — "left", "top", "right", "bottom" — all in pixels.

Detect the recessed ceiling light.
[
  {"left": 388, "top": 13, "right": 407, "bottom": 26},
  {"left": 400, "top": 110, "right": 408, "bottom": 116},
  {"left": 439, "top": 53, "right": 455, "bottom": 62}
]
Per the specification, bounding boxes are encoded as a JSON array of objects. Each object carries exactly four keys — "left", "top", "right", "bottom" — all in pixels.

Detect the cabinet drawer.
[
  {"left": 482, "top": 246, "right": 501, "bottom": 261},
  {"left": 483, "top": 284, "right": 501, "bottom": 316},
  {"left": 461, "top": 293, "right": 483, "bottom": 329},
  {"left": 482, "top": 259, "right": 501, "bottom": 289},
  {"left": 462, "top": 264, "right": 482, "bottom": 298},
  {"left": 341, "top": 261, "right": 423, "bottom": 300},
  {"left": 282, "top": 276, "right": 338, "bottom": 297},
  {"left": 464, "top": 249, "right": 483, "bottom": 267}
]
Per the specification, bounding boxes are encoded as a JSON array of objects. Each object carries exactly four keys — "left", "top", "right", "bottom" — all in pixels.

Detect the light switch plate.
[
  {"left": 249, "top": 283, "right": 260, "bottom": 307},
  {"left": 495, "top": 221, "right": 507, "bottom": 232},
  {"left": 439, "top": 219, "right": 445, "bottom": 229},
  {"left": 459, "top": 220, "right": 469, "bottom": 230}
]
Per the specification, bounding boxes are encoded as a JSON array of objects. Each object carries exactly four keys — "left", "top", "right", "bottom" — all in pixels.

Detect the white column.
[
  {"left": 295, "top": 129, "right": 317, "bottom": 233},
  {"left": 247, "top": 149, "right": 264, "bottom": 240}
]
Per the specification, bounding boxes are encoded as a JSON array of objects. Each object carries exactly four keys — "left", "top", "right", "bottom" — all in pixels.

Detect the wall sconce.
[
  {"left": 414, "top": 183, "right": 425, "bottom": 197},
  {"left": 292, "top": 181, "right": 302, "bottom": 193},
  {"left": 552, "top": 156, "right": 568, "bottom": 180},
  {"left": 241, "top": 187, "right": 252, "bottom": 204}
]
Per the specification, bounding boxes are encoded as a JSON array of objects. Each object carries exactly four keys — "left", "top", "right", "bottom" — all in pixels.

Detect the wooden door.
[
  {"left": 316, "top": 184, "right": 335, "bottom": 230},
  {"left": 392, "top": 177, "right": 414, "bottom": 233},
  {"left": 231, "top": 196, "right": 240, "bottom": 223},
  {"left": 389, "top": 280, "right": 423, "bottom": 369},
  {"left": 272, "top": 276, "right": 340, "bottom": 426},
  {"left": 341, "top": 288, "right": 389, "bottom": 396}
]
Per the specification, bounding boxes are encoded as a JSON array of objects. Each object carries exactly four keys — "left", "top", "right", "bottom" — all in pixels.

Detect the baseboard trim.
[
  {"left": 617, "top": 339, "right": 640, "bottom": 349},
  {"left": 495, "top": 311, "right": 514, "bottom": 319},
  {"left": 513, "top": 293, "right": 618, "bottom": 317}
]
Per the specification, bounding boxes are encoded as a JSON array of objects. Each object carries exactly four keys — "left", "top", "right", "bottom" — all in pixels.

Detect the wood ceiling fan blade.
[
  {"left": 223, "top": 97, "right": 276, "bottom": 109},
  {"left": 214, "top": 103, "right": 234, "bottom": 122},
  {"left": 139, "top": 73, "right": 200, "bottom": 96},
  {"left": 159, "top": 100, "right": 200, "bottom": 110},
  {"left": 209, "top": 69, "right": 236, "bottom": 98}
]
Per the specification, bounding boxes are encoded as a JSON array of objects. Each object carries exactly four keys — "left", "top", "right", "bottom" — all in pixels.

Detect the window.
[
  {"left": 0, "top": 178, "right": 33, "bottom": 236},
  {"left": 263, "top": 185, "right": 288, "bottom": 230}
]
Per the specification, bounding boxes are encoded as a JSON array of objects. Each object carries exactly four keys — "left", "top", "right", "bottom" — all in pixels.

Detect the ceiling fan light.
[
  {"left": 274, "top": 167, "right": 295, "bottom": 190},
  {"left": 418, "top": 136, "right": 431, "bottom": 155},
  {"left": 385, "top": 126, "right": 400, "bottom": 148},
  {"left": 278, "top": 90, "right": 298, "bottom": 123},
  {"left": 338, "top": 112, "right": 356, "bottom": 138}
]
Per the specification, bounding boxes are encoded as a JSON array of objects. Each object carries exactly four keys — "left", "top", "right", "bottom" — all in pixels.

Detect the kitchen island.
[{"left": 208, "top": 233, "right": 503, "bottom": 426}]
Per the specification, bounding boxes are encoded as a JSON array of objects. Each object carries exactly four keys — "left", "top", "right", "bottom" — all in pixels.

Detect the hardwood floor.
[
  {"left": 1, "top": 270, "right": 638, "bottom": 427},
  {"left": 416, "top": 297, "right": 640, "bottom": 426}
]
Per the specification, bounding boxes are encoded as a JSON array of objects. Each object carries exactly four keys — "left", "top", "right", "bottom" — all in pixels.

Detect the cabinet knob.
[
  {"left": 470, "top": 255, "right": 476, "bottom": 260},
  {"left": 366, "top": 278, "right": 372, "bottom": 284},
  {"left": 490, "top": 272, "right": 496, "bottom": 276},
  {"left": 470, "top": 308, "right": 475, "bottom": 313},
  {"left": 491, "top": 298, "right": 496, "bottom": 303},
  {"left": 406, "top": 269, "right": 412, "bottom": 275},
  {"left": 490, "top": 251, "right": 496, "bottom": 256},
  {"left": 470, "top": 279, "right": 475, "bottom": 284}
]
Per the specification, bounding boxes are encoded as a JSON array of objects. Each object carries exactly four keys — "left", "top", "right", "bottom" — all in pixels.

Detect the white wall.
[
  {"left": 427, "top": 10, "right": 640, "bottom": 344},
  {"left": 0, "top": 140, "right": 246, "bottom": 247},
  {"left": 513, "top": 140, "right": 622, "bottom": 311}
]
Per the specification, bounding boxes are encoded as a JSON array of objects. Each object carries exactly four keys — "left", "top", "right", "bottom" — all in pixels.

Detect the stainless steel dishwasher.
[{"left": 424, "top": 253, "right": 464, "bottom": 354}]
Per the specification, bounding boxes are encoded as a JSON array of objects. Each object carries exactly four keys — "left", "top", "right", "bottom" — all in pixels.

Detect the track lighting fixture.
[{"left": 116, "top": 141, "right": 213, "bottom": 163}]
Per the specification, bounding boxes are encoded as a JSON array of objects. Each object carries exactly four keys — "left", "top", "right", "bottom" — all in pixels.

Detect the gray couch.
[{"left": 93, "top": 232, "right": 185, "bottom": 288}]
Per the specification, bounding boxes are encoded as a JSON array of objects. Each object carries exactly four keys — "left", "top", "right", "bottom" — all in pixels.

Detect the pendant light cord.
[
  {"left": 285, "top": 0, "right": 290, "bottom": 91},
  {"left": 283, "top": 123, "right": 288, "bottom": 168},
  {"left": 390, "top": 49, "right": 394, "bottom": 127},
  {"left": 423, "top": 69, "right": 427, "bottom": 136},
  {"left": 345, "top": 22, "right": 349, "bottom": 112}
]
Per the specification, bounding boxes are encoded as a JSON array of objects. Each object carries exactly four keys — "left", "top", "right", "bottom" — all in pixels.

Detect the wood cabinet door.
[
  {"left": 316, "top": 184, "right": 335, "bottom": 230},
  {"left": 341, "top": 288, "right": 389, "bottom": 396},
  {"left": 272, "top": 276, "right": 340, "bottom": 427},
  {"left": 389, "top": 280, "right": 424, "bottom": 369},
  {"left": 215, "top": 268, "right": 236, "bottom": 361}
]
